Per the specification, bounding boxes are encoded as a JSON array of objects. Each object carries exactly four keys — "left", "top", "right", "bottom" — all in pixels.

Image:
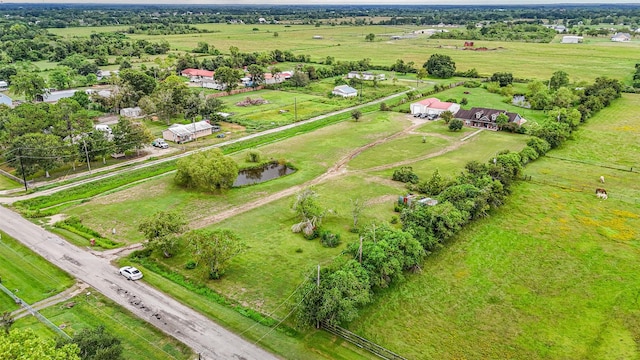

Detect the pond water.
[{"left": 233, "top": 163, "right": 296, "bottom": 187}]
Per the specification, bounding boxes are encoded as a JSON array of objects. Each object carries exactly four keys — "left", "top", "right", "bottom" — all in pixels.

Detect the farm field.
[
  {"left": 0, "top": 231, "right": 74, "bottom": 312},
  {"left": 347, "top": 93, "right": 640, "bottom": 359},
  {"left": 13, "top": 291, "right": 193, "bottom": 360},
  {"left": 47, "top": 23, "right": 640, "bottom": 83}
]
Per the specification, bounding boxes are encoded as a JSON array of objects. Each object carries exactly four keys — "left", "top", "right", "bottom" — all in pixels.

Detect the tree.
[
  {"left": 70, "top": 91, "right": 91, "bottom": 109},
  {"left": 184, "top": 229, "right": 247, "bottom": 279},
  {"left": 0, "top": 312, "right": 14, "bottom": 335},
  {"left": 214, "top": 66, "right": 242, "bottom": 93},
  {"left": 423, "top": 54, "right": 456, "bottom": 79},
  {"left": 365, "top": 33, "right": 375, "bottom": 42},
  {"left": 296, "top": 260, "right": 371, "bottom": 327},
  {"left": 10, "top": 71, "right": 48, "bottom": 101},
  {"left": 10, "top": 133, "right": 66, "bottom": 177},
  {"left": 448, "top": 118, "right": 463, "bottom": 131},
  {"left": 84, "top": 129, "right": 114, "bottom": 164},
  {"left": 138, "top": 211, "right": 187, "bottom": 258},
  {"left": 351, "top": 109, "right": 362, "bottom": 122},
  {"left": 416, "top": 68, "right": 428, "bottom": 84},
  {"left": 246, "top": 64, "right": 264, "bottom": 88},
  {"left": 350, "top": 198, "right": 367, "bottom": 230},
  {"left": 490, "top": 72, "right": 514, "bottom": 87},
  {"left": 60, "top": 325, "right": 124, "bottom": 360},
  {"left": 346, "top": 223, "right": 424, "bottom": 288},
  {"left": 174, "top": 148, "right": 239, "bottom": 192},
  {"left": 289, "top": 70, "right": 310, "bottom": 87},
  {"left": 495, "top": 113, "right": 510, "bottom": 130},
  {"left": 200, "top": 97, "right": 225, "bottom": 120},
  {"left": 549, "top": 70, "right": 570, "bottom": 91},
  {"left": 49, "top": 66, "right": 74, "bottom": 90},
  {"left": 291, "top": 188, "right": 326, "bottom": 238},
  {"left": 392, "top": 166, "right": 419, "bottom": 184},
  {"left": 553, "top": 87, "right": 578, "bottom": 109},
  {"left": 0, "top": 329, "right": 80, "bottom": 360},
  {"left": 112, "top": 118, "right": 152, "bottom": 155},
  {"left": 440, "top": 110, "right": 454, "bottom": 124}
]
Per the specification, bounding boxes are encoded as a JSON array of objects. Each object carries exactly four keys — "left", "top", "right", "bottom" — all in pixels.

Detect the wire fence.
[
  {"left": 321, "top": 321, "right": 407, "bottom": 360},
  {"left": 545, "top": 155, "right": 638, "bottom": 174},
  {"left": 0, "top": 282, "right": 70, "bottom": 339}
]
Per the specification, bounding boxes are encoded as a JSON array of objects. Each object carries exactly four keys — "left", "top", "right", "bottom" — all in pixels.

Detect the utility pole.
[
  {"left": 82, "top": 138, "right": 91, "bottom": 173},
  {"left": 17, "top": 148, "right": 28, "bottom": 192},
  {"left": 358, "top": 236, "right": 363, "bottom": 264},
  {"left": 316, "top": 264, "right": 320, "bottom": 329},
  {"left": 294, "top": 97, "right": 297, "bottom": 122}
]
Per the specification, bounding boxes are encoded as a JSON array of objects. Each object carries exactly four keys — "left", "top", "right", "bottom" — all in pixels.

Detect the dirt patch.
[{"left": 47, "top": 213, "right": 67, "bottom": 226}]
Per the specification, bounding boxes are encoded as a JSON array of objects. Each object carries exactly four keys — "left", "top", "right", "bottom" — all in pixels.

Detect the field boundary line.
[
  {"left": 321, "top": 322, "right": 407, "bottom": 360},
  {"left": 545, "top": 155, "right": 638, "bottom": 173},
  {"left": 0, "top": 282, "right": 71, "bottom": 339}
]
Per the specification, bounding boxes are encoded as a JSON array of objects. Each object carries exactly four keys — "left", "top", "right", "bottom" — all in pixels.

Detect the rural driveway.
[{"left": 0, "top": 205, "right": 278, "bottom": 360}]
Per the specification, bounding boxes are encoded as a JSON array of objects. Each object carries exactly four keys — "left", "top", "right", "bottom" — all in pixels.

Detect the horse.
[
  {"left": 595, "top": 188, "right": 608, "bottom": 200},
  {"left": 599, "top": 176, "right": 605, "bottom": 183}
]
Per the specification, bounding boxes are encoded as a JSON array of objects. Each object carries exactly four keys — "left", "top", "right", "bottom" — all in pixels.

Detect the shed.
[
  {"left": 332, "top": 85, "right": 358, "bottom": 98},
  {"left": 561, "top": 36, "right": 583, "bottom": 44},
  {"left": 0, "top": 93, "right": 12, "bottom": 107},
  {"left": 119, "top": 107, "right": 143, "bottom": 118}
]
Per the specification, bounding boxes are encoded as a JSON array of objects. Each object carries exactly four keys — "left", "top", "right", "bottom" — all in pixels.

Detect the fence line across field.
[{"left": 0, "top": 282, "right": 71, "bottom": 339}]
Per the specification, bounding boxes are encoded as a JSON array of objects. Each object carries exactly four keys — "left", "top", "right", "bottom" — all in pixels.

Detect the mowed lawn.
[
  {"left": 347, "top": 94, "right": 640, "bottom": 359},
  {"left": 14, "top": 291, "right": 193, "bottom": 360},
  {"left": 0, "top": 231, "right": 74, "bottom": 312}
]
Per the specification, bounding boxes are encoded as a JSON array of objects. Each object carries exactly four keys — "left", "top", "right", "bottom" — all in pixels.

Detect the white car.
[{"left": 119, "top": 266, "right": 143, "bottom": 281}]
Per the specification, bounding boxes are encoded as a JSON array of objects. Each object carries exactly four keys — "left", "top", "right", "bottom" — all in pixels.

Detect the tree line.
[{"left": 294, "top": 76, "right": 623, "bottom": 328}]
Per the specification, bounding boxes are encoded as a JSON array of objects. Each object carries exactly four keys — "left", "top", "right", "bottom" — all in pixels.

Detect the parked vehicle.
[
  {"left": 152, "top": 138, "right": 169, "bottom": 149},
  {"left": 119, "top": 266, "right": 143, "bottom": 280},
  {"left": 216, "top": 133, "right": 226, "bottom": 138}
]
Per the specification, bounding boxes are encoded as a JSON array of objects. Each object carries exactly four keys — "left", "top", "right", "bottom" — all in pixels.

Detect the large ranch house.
[{"left": 455, "top": 107, "right": 525, "bottom": 131}]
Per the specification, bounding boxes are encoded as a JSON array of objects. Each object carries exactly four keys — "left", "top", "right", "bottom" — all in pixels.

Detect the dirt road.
[{"left": 0, "top": 205, "right": 278, "bottom": 360}]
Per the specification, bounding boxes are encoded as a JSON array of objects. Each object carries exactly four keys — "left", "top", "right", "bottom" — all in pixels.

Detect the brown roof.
[{"left": 455, "top": 107, "right": 521, "bottom": 124}]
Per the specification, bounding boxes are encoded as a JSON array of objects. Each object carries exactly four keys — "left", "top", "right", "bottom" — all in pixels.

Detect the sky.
[{"left": 1, "top": 0, "right": 639, "bottom": 5}]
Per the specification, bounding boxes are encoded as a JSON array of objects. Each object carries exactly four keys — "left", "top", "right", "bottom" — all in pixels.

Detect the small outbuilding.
[
  {"left": 332, "top": 85, "right": 358, "bottom": 98},
  {"left": 561, "top": 35, "right": 584, "bottom": 44},
  {"left": 119, "top": 107, "right": 143, "bottom": 118},
  {"left": 611, "top": 32, "right": 632, "bottom": 42},
  {"left": 0, "top": 93, "right": 12, "bottom": 107}
]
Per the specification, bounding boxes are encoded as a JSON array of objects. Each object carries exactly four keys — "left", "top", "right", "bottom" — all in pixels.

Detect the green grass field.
[
  {"left": 0, "top": 231, "right": 74, "bottom": 312},
  {"left": 13, "top": 291, "right": 193, "bottom": 360},
  {"left": 347, "top": 94, "right": 640, "bottom": 359},
  {"left": 47, "top": 23, "right": 640, "bottom": 84}
]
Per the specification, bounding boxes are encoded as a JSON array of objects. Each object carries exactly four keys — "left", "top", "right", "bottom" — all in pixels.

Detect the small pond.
[{"left": 233, "top": 162, "right": 296, "bottom": 187}]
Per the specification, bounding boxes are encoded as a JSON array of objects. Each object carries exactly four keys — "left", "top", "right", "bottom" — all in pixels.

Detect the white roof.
[
  {"left": 166, "top": 121, "right": 213, "bottom": 136},
  {"left": 333, "top": 85, "right": 358, "bottom": 94}
]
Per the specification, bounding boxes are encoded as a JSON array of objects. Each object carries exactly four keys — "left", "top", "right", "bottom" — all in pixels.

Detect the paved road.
[
  {"left": 0, "top": 205, "right": 278, "bottom": 360},
  {"left": 0, "top": 88, "right": 413, "bottom": 204}
]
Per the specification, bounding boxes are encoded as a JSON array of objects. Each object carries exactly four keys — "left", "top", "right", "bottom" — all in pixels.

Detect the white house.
[
  {"left": 162, "top": 121, "right": 214, "bottom": 143},
  {"left": 611, "top": 32, "right": 632, "bottom": 42},
  {"left": 120, "top": 107, "right": 143, "bottom": 118},
  {"left": 410, "top": 98, "right": 460, "bottom": 115},
  {"left": 347, "top": 71, "right": 385, "bottom": 81},
  {"left": 561, "top": 35, "right": 583, "bottom": 44},
  {"left": 0, "top": 80, "right": 7, "bottom": 90},
  {"left": 332, "top": 85, "right": 358, "bottom": 98}
]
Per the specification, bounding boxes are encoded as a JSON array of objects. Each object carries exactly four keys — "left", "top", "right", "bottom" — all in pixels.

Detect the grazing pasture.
[{"left": 347, "top": 94, "right": 640, "bottom": 359}]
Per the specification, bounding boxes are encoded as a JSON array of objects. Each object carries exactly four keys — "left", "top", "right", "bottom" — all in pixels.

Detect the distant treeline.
[{"left": 0, "top": 4, "right": 639, "bottom": 28}]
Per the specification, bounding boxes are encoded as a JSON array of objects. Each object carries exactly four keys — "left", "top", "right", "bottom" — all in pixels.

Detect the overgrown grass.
[
  {"left": 13, "top": 291, "right": 193, "bottom": 360},
  {"left": 347, "top": 94, "right": 640, "bottom": 359},
  {"left": 0, "top": 230, "right": 74, "bottom": 311}
]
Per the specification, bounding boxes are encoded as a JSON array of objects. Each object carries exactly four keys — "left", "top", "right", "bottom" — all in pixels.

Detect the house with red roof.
[
  {"left": 181, "top": 68, "right": 215, "bottom": 81},
  {"left": 410, "top": 98, "right": 460, "bottom": 115}
]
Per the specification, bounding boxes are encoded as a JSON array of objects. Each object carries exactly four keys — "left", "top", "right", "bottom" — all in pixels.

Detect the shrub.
[
  {"left": 392, "top": 166, "right": 419, "bottom": 184},
  {"left": 245, "top": 149, "right": 263, "bottom": 163},
  {"left": 390, "top": 216, "right": 399, "bottom": 224},
  {"left": 464, "top": 80, "right": 481, "bottom": 88},
  {"left": 184, "top": 260, "right": 197, "bottom": 270},
  {"left": 320, "top": 230, "right": 341, "bottom": 248}
]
